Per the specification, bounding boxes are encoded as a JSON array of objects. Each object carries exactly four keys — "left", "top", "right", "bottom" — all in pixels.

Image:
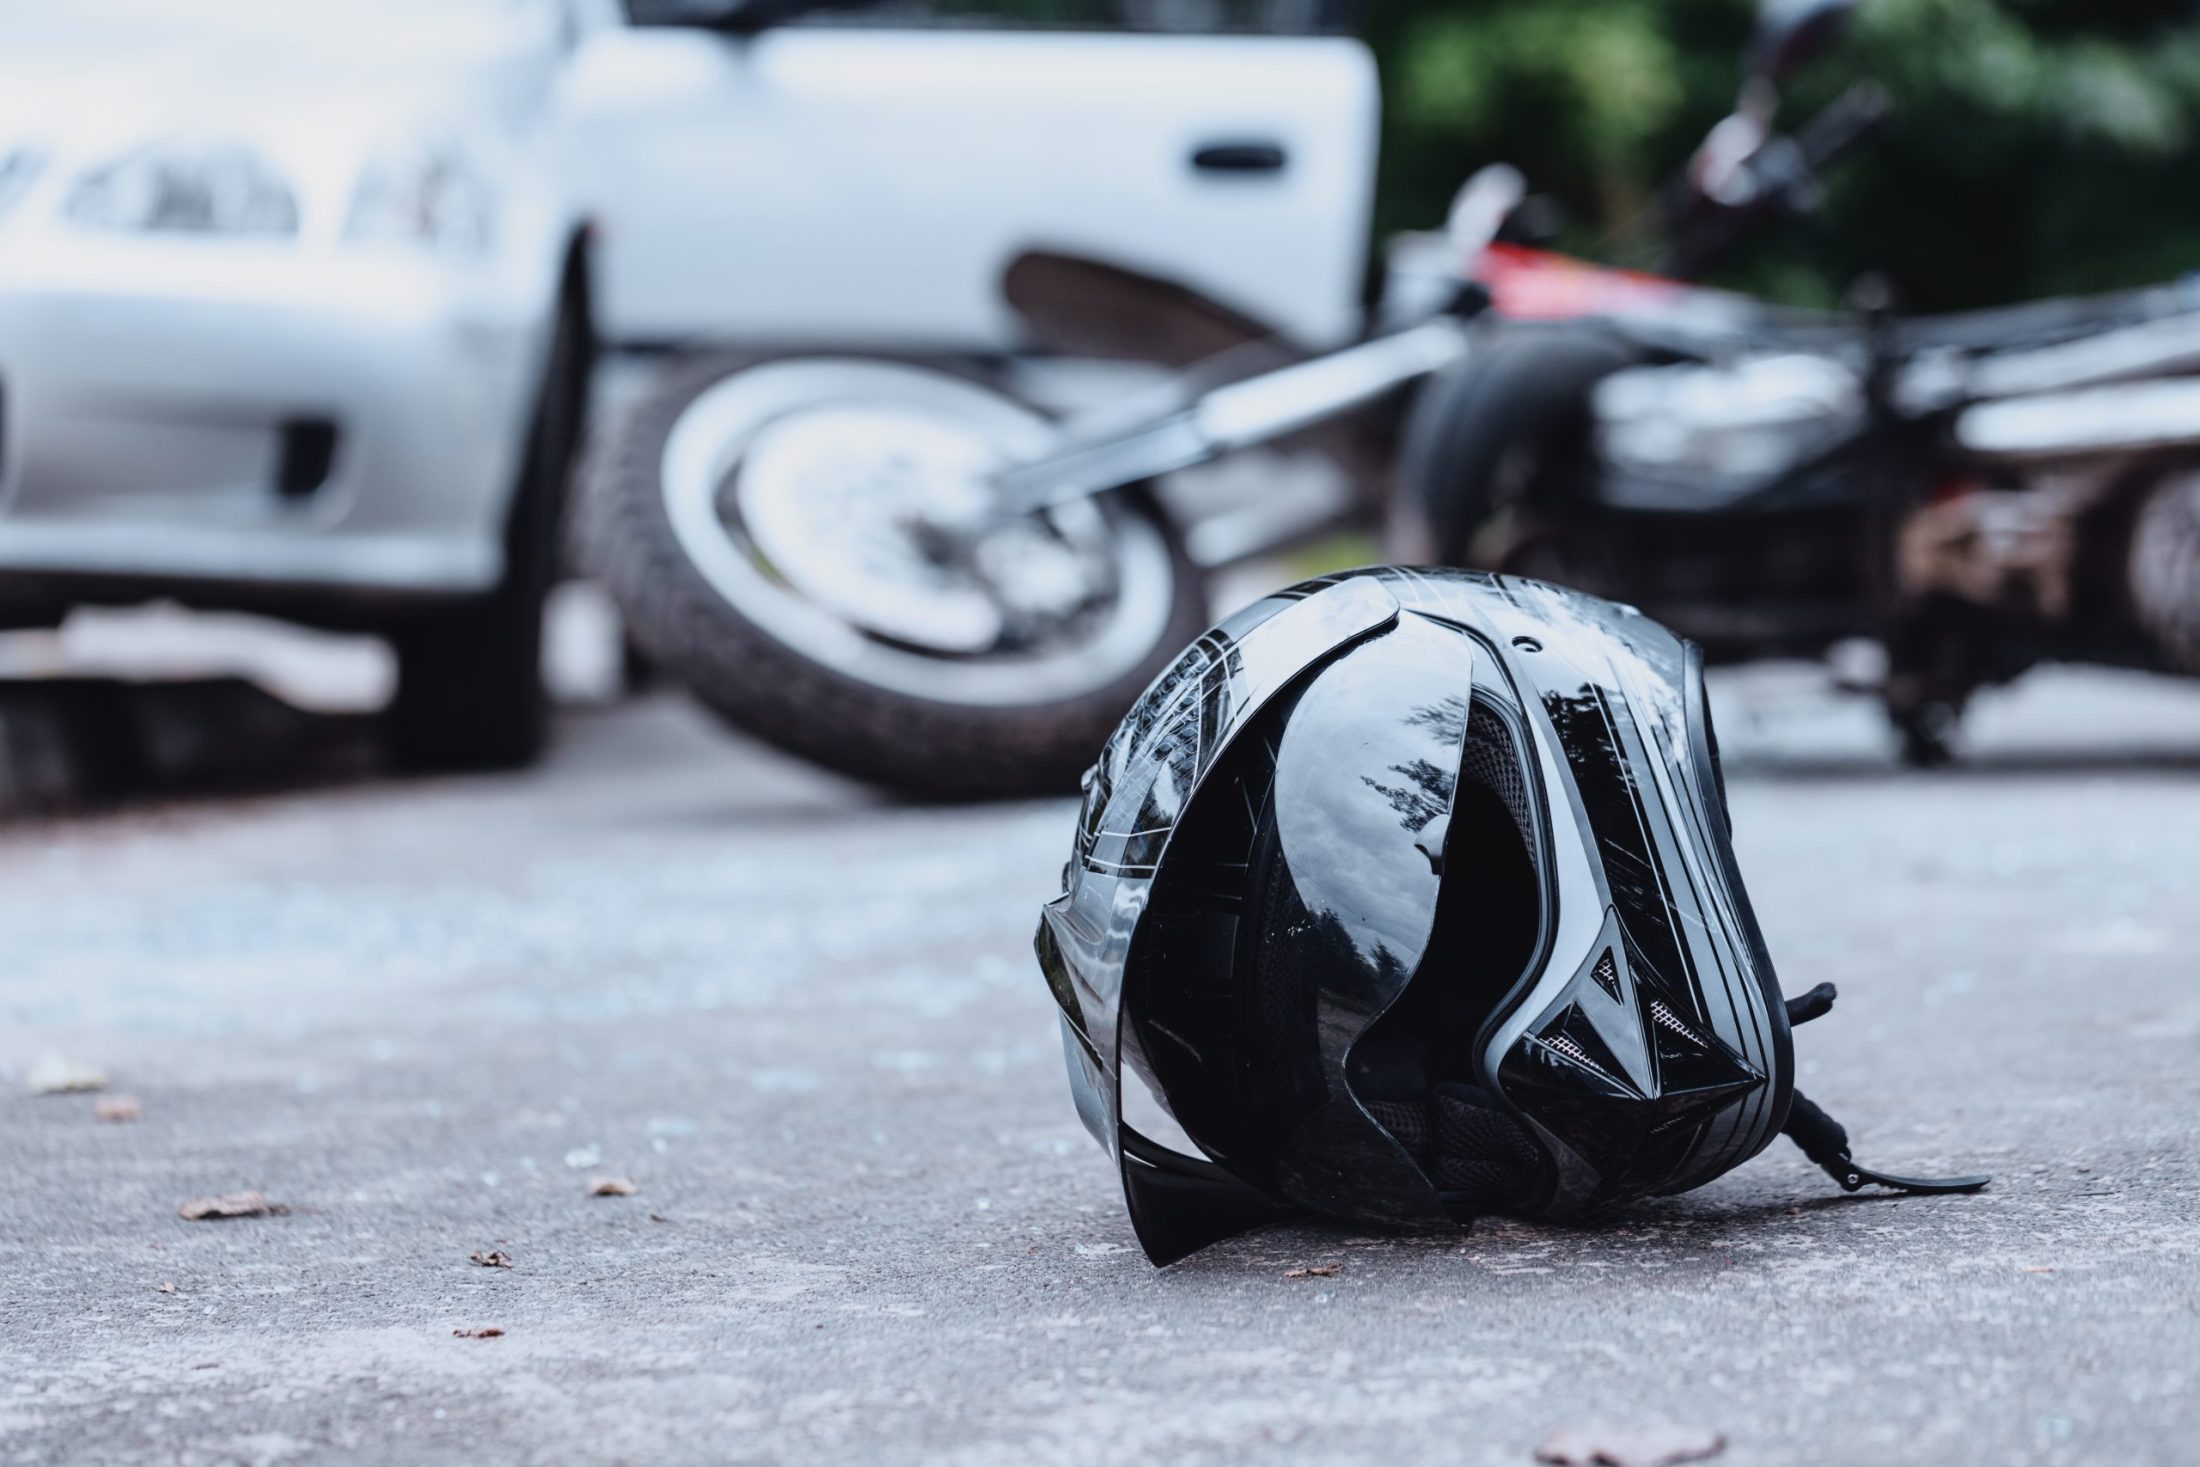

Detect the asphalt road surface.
[{"left": 3, "top": 667, "right": 2196, "bottom": 1466}]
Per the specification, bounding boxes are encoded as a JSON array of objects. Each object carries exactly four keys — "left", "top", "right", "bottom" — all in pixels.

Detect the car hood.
[{"left": 0, "top": 2, "right": 565, "bottom": 159}]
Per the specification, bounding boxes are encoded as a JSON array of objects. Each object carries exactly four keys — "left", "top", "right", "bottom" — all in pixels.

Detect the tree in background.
[{"left": 1364, "top": 0, "right": 2200, "bottom": 309}]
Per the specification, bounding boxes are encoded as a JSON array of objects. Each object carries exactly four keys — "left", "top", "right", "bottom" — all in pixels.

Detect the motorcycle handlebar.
[
  {"left": 1659, "top": 80, "right": 1891, "bottom": 276},
  {"left": 1789, "top": 80, "right": 1894, "bottom": 178}
]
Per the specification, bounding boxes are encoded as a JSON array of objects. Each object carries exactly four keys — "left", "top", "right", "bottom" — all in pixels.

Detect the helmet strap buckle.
[
  {"left": 1785, "top": 1087, "right": 1991, "bottom": 1198},
  {"left": 1833, "top": 1155, "right": 1992, "bottom": 1196}
]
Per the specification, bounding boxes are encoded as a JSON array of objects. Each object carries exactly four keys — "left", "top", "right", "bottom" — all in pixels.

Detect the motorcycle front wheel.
[{"left": 579, "top": 353, "right": 1207, "bottom": 799}]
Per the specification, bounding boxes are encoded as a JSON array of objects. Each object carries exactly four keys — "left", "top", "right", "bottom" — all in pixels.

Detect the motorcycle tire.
[
  {"left": 577, "top": 352, "right": 1208, "bottom": 801},
  {"left": 1387, "top": 323, "right": 1638, "bottom": 567},
  {"left": 2129, "top": 466, "right": 2200, "bottom": 678}
]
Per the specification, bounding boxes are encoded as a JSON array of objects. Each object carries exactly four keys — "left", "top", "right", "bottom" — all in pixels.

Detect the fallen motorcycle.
[{"left": 583, "top": 0, "right": 2199, "bottom": 789}]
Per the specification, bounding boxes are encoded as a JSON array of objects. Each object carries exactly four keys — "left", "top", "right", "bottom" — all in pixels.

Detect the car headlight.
[
  {"left": 65, "top": 139, "right": 300, "bottom": 236},
  {"left": 0, "top": 148, "right": 44, "bottom": 219},
  {"left": 345, "top": 144, "right": 495, "bottom": 255}
]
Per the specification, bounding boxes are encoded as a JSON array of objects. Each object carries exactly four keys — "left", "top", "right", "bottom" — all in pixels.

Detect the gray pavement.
[{"left": 2, "top": 668, "right": 2197, "bottom": 1466}]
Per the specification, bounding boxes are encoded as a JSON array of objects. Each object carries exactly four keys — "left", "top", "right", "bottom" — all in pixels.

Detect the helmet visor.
[
  {"left": 1035, "top": 575, "right": 1413, "bottom": 1260},
  {"left": 1121, "top": 612, "right": 1493, "bottom": 1239}
]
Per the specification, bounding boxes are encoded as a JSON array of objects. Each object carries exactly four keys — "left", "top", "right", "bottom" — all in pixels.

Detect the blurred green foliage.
[
  {"left": 1361, "top": 0, "right": 2200, "bottom": 308},
  {"left": 947, "top": 0, "right": 2200, "bottom": 306}
]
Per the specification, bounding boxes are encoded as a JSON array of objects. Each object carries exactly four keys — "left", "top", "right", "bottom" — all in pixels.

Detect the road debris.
[
  {"left": 452, "top": 1327, "right": 504, "bottom": 1340},
  {"left": 1534, "top": 1424, "right": 1726, "bottom": 1467},
  {"left": 94, "top": 1095, "right": 144, "bottom": 1123},
  {"left": 588, "top": 1176, "right": 637, "bottom": 1197},
  {"left": 470, "top": 1250, "right": 512, "bottom": 1268},
  {"left": 28, "top": 1052, "right": 106, "bottom": 1094},
  {"left": 1283, "top": 1264, "right": 1340, "bottom": 1279},
  {"left": 177, "top": 1191, "right": 287, "bottom": 1221},
  {"left": 155, "top": 1281, "right": 177, "bottom": 1294}
]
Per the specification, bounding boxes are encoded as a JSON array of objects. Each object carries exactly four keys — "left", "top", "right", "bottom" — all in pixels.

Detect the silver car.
[{"left": 0, "top": 0, "right": 593, "bottom": 768}]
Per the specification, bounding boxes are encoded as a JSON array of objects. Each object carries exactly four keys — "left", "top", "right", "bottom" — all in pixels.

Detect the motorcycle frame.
[{"left": 990, "top": 314, "right": 1474, "bottom": 519}]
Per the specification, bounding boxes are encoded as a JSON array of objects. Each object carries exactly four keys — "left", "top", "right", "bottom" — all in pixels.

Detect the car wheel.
[{"left": 387, "top": 296, "right": 587, "bottom": 773}]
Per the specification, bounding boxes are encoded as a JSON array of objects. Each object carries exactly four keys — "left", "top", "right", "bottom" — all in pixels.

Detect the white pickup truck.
[
  {"left": 564, "top": 4, "right": 1378, "bottom": 356},
  {"left": 563, "top": 0, "right": 1383, "bottom": 797}
]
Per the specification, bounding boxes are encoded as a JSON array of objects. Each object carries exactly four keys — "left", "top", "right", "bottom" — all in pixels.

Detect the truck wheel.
[
  {"left": 1387, "top": 323, "right": 1637, "bottom": 567},
  {"left": 387, "top": 297, "right": 587, "bottom": 772},
  {"left": 577, "top": 352, "right": 1207, "bottom": 800}
]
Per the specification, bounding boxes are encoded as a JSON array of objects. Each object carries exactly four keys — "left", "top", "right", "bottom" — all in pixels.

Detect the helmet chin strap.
[{"left": 1781, "top": 984, "right": 1993, "bottom": 1197}]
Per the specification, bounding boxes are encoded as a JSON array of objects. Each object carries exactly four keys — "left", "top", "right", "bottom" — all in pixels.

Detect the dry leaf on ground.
[
  {"left": 1283, "top": 1264, "right": 1340, "bottom": 1279},
  {"left": 177, "top": 1191, "right": 286, "bottom": 1221},
  {"left": 94, "top": 1095, "right": 144, "bottom": 1123},
  {"left": 452, "top": 1327, "right": 505, "bottom": 1340},
  {"left": 470, "top": 1250, "right": 512, "bottom": 1268},
  {"left": 588, "top": 1176, "right": 637, "bottom": 1197},
  {"left": 28, "top": 1052, "right": 106, "bottom": 1094},
  {"left": 1535, "top": 1424, "right": 1727, "bottom": 1467}
]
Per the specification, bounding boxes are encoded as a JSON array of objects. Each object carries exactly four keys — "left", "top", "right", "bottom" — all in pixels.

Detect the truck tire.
[{"left": 578, "top": 352, "right": 1207, "bottom": 800}]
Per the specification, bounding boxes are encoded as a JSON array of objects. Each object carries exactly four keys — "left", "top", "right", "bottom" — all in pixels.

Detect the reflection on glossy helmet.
[{"left": 1036, "top": 569, "right": 1987, "bottom": 1265}]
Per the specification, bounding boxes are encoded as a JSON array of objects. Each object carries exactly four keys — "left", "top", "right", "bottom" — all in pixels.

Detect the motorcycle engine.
[{"left": 1592, "top": 352, "right": 1865, "bottom": 508}]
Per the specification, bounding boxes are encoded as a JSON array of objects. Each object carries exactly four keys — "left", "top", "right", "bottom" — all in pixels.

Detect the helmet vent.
[
  {"left": 1590, "top": 949, "right": 1623, "bottom": 1002},
  {"left": 1459, "top": 703, "right": 1533, "bottom": 851},
  {"left": 1542, "top": 1032, "right": 1598, "bottom": 1071},
  {"left": 1649, "top": 997, "right": 1707, "bottom": 1049}
]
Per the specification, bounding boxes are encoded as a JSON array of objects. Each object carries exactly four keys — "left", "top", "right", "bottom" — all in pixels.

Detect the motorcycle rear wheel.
[
  {"left": 2129, "top": 466, "right": 2200, "bottom": 678},
  {"left": 1387, "top": 322, "right": 1638, "bottom": 568},
  {"left": 579, "top": 352, "right": 1207, "bottom": 799}
]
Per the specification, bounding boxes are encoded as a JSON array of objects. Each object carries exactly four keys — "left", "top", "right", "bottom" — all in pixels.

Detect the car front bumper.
[{"left": 0, "top": 237, "right": 550, "bottom": 612}]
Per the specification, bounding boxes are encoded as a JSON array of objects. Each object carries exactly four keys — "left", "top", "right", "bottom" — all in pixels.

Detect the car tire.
[
  {"left": 387, "top": 295, "right": 587, "bottom": 773},
  {"left": 578, "top": 351, "right": 1209, "bottom": 800}
]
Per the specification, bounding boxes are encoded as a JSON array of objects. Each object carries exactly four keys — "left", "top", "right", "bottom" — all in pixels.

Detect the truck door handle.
[{"left": 1190, "top": 141, "right": 1288, "bottom": 176}]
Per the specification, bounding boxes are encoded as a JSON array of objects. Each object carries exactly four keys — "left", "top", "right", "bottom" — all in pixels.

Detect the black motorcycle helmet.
[{"left": 1036, "top": 568, "right": 1985, "bottom": 1265}]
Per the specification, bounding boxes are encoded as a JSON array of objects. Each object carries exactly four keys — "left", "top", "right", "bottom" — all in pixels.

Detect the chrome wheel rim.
[{"left": 660, "top": 359, "right": 1178, "bottom": 708}]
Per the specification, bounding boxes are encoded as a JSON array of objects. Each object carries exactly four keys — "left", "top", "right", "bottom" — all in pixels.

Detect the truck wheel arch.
[{"left": 1001, "top": 248, "right": 1295, "bottom": 368}]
